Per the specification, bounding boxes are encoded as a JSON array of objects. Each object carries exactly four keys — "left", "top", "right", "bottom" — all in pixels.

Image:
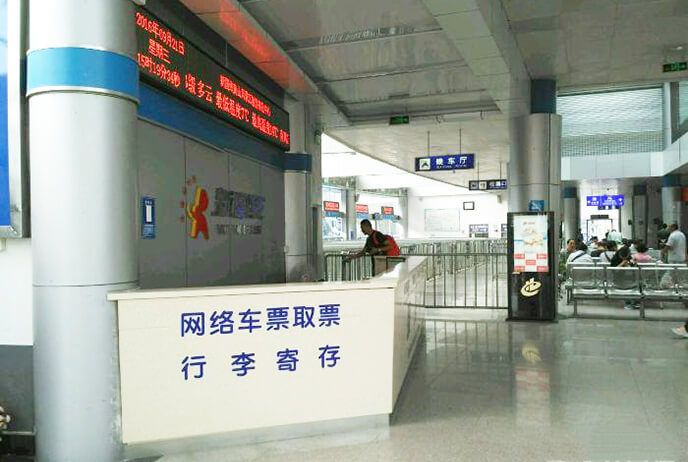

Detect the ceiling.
[
  {"left": 185, "top": 0, "right": 688, "bottom": 189},
  {"left": 504, "top": 0, "right": 688, "bottom": 89}
]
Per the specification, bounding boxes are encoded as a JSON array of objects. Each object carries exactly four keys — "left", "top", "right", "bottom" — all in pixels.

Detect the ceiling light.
[{"left": 672, "top": 45, "right": 685, "bottom": 52}]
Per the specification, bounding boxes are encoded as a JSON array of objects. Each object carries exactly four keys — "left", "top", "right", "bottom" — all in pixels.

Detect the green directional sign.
[
  {"left": 389, "top": 115, "right": 410, "bottom": 125},
  {"left": 663, "top": 62, "right": 687, "bottom": 73}
]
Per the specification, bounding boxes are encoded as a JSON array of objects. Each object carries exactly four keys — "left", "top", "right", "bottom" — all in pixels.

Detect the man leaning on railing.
[{"left": 346, "top": 219, "right": 401, "bottom": 261}]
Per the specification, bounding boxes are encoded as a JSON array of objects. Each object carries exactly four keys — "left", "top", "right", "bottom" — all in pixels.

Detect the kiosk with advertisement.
[{"left": 507, "top": 212, "right": 557, "bottom": 321}]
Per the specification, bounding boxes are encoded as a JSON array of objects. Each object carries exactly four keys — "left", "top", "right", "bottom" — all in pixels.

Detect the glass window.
[{"left": 558, "top": 87, "right": 664, "bottom": 157}]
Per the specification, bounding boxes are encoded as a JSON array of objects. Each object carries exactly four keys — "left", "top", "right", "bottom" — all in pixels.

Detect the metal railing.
[{"left": 324, "top": 239, "right": 508, "bottom": 309}]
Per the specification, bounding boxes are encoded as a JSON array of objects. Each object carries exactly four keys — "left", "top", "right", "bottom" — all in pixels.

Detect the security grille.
[{"left": 558, "top": 87, "right": 664, "bottom": 157}]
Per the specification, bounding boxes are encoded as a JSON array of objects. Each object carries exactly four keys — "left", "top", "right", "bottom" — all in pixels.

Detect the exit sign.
[
  {"left": 389, "top": 115, "right": 409, "bottom": 125},
  {"left": 663, "top": 62, "right": 687, "bottom": 73}
]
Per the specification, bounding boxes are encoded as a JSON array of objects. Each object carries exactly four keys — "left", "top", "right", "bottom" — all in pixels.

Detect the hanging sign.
[
  {"left": 323, "top": 201, "right": 340, "bottom": 212},
  {"left": 415, "top": 154, "right": 474, "bottom": 172},
  {"left": 470, "top": 179, "right": 507, "bottom": 191},
  {"left": 355, "top": 204, "right": 369, "bottom": 214},
  {"left": 381, "top": 206, "right": 394, "bottom": 215}
]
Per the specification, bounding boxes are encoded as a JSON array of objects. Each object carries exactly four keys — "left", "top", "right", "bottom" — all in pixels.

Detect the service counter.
[{"left": 108, "top": 256, "right": 427, "bottom": 457}]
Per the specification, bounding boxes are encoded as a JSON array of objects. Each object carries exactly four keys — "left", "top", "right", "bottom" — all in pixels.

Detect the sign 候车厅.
[
  {"left": 135, "top": 8, "right": 290, "bottom": 150},
  {"left": 415, "top": 154, "right": 474, "bottom": 172},
  {"left": 323, "top": 201, "right": 340, "bottom": 212}
]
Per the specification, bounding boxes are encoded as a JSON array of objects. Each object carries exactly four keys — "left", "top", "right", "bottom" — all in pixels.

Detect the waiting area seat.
[{"left": 570, "top": 263, "right": 688, "bottom": 319}]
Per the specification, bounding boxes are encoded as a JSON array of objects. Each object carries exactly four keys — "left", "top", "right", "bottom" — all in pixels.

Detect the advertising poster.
[{"left": 513, "top": 215, "right": 548, "bottom": 273}]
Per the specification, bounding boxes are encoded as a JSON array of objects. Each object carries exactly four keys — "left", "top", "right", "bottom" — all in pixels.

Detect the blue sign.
[
  {"left": 0, "top": 2, "right": 9, "bottom": 228},
  {"left": 587, "top": 195, "right": 624, "bottom": 208},
  {"left": 324, "top": 211, "right": 341, "bottom": 218},
  {"left": 141, "top": 197, "right": 156, "bottom": 239},
  {"left": 415, "top": 154, "right": 474, "bottom": 172},
  {"left": 529, "top": 200, "right": 545, "bottom": 212},
  {"left": 469, "top": 224, "right": 489, "bottom": 234}
]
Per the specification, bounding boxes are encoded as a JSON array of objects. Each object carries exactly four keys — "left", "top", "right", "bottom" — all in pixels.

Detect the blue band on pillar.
[
  {"left": 27, "top": 47, "right": 139, "bottom": 103},
  {"left": 563, "top": 187, "right": 577, "bottom": 199},
  {"left": 662, "top": 175, "right": 680, "bottom": 187}
]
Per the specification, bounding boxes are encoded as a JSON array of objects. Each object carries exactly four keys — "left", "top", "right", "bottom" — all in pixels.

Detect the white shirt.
[
  {"left": 666, "top": 230, "right": 687, "bottom": 263},
  {"left": 567, "top": 250, "right": 593, "bottom": 264}
]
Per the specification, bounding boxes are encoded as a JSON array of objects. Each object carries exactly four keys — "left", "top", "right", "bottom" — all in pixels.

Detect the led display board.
[
  {"left": 381, "top": 206, "right": 394, "bottom": 215},
  {"left": 135, "top": 8, "right": 290, "bottom": 150},
  {"left": 415, "top": 154, "right": 474, "bottom": 172},
  {"left": 355, "top": 204, "right": 369, "bottom": 214},
  {"left": 323, "top": 201, "right": 340, "bottom": 212}
]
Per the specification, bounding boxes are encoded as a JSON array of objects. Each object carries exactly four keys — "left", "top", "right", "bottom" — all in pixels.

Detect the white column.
[{"left": 28, "top": 1, "right": 138, "bottom": 460}]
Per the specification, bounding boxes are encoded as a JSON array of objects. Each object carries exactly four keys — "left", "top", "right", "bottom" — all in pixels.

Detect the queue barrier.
[
  {"left": 324, "top": 249, "right": 508, "bottom": 309},
  {"left": 570, "top": 264, "right": 688, "bottom": 319}
]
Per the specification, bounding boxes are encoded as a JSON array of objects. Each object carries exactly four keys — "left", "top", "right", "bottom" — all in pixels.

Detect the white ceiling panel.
[
  {"left": 294, "top": 32, "right": 462, "bottom": 82},
  {"left": 238, "top": 0, "right": 438, "bottom": 44}
]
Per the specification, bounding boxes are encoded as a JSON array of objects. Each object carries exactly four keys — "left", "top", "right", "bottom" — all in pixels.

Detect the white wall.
[
  {"left": 0, "top": 238, "right": 33, "bottom": 345},
  {"left": 407, "top": 193, "right": 507, "bottom": 239}
]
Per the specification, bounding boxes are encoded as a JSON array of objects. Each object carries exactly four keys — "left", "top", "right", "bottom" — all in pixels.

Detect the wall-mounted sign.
[
  {"left": 141, "top": 197, "right": 156, "bottom": 239},
  {"left": 415, "top": 154, "right": 474, "bottom": 172},
  {"left": 663, "top": 62, "right": 687, "bottom": 73},
  {"left": 323, "top": 201, "right": 340, "bottom": 212},
  {"left": 528, "top": 200, "right": 545, "bottom": 212},
  {"left": 135, "top": 7, "right": 290, "bottom": 149},
  {"left": 463, "top": 201, "right": 475, "bottom": 210},
  {"left": 381, "top": 206, "right": 394, "bottom": 215},
  {"left": 590, "top": 214, "right": 610, "bottom": 220},
  {"left": 0, "top": 2, "right": 27, "bottom": 238},
  {"left": 355, "top": 204, "right": 369, "bottom": 214},
  {"left": 469, "top": 179, "right": 508, "bottom": 191},
  {"left": 469, "top": 224, "right": 489, "bottom": 236}
]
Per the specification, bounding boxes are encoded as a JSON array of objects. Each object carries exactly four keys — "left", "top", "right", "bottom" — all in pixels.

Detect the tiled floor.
[{"left": 160, "top": 314, "right": 688, "bottom": 462}]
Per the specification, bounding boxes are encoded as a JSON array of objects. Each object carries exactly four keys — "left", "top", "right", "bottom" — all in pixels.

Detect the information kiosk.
[{"left": 506, "top": 212, "right": 557, "bottom": 321}]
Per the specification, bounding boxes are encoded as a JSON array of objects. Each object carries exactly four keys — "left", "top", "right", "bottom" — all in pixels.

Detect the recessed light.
[{"left": 672, "top": 45, "right": 685, "bottom": 51}]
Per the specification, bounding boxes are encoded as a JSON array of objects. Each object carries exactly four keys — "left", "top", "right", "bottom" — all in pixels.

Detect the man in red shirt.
[{"left": 347, "top": 219, "right": 400, "bottom": 259}]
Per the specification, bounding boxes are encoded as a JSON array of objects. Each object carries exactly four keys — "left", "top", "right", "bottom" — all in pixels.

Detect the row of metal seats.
[{"left": 568, "top": 263, "right": 688, "bottom": 319}]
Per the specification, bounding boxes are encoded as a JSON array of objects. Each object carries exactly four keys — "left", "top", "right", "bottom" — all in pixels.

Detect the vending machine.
[{"left": 507, "top": 212, "right": 557, "bottom": 321}]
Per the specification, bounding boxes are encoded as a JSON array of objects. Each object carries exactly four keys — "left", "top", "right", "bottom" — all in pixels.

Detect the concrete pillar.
[
  {"left": 27, "top": 1, "right": 138, "bottom": 460},
  {"left": 509, "top": 80, "right": 562, "bottom": 234},
  {"left": 508, "top": 115, "right": 562, "bottom": 219},
  {"left": 346, "top": 186, "right": 356, "bottom": 240},
  {"left": 562, "top": 187, "right": 579, "bottom": 243},
  {"left": 662, "top": 174, "right": 681, "bottom": 226}
]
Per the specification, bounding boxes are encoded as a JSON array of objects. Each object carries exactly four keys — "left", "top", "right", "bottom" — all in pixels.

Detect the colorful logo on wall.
[{"left": 187, "top": 185, "right": 210, "bottom": 240}]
